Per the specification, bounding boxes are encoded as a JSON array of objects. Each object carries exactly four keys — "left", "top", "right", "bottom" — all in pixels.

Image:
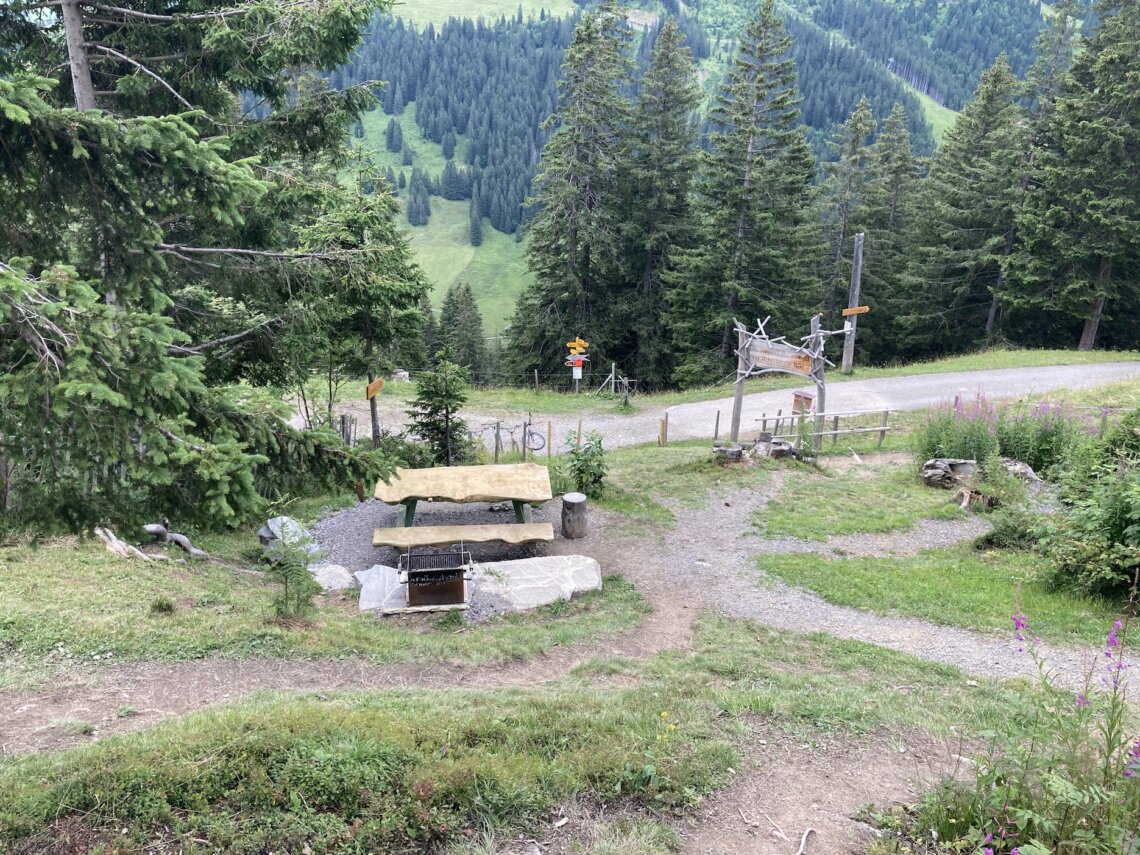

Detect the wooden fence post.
[
  {"left": 877, "top": 410, "right": 890, "bottom": 450},
  {"left": 547, "top": 421, "right": 552, "bottom": 459},
  {"left": 714, "top": 410, "right": 720, "bottom": 441},
  {"left": 534, "top": 369, "right": 539, "bottom": 393},
  {"left": 494, "top": 421, "right": 501, "bottom": 464},
  {"left": 831, "top": 414, "right": 840, "bottom": 446},
  {"left": 663, "top": 412, "right": 669, "bottom": 446},
  {"left": 577, "top": 418, "right": 583, "bottom": 447}
]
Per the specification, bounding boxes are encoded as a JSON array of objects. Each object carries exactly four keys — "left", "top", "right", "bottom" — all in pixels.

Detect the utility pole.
[{"left": 841, "top": 233, "right": 864, "bottom": 375}]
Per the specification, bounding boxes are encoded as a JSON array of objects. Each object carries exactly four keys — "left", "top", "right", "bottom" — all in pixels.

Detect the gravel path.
[{"left": 655, "top": 482, "right": 1121, "bottom": 687}]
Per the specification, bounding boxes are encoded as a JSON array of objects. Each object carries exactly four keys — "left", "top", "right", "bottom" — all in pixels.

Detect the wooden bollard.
[{"left": 561, "top": 492, "right": 588, "bottom": 539}]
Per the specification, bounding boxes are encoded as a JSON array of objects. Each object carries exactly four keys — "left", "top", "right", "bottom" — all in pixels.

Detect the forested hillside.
[{"left": 334, "top": 0, "right": 1057, "bottom": 346}]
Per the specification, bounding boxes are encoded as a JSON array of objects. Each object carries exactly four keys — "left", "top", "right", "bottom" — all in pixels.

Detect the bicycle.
[{"left": 524, "top": 427, "right": 546, "bottom": 451}]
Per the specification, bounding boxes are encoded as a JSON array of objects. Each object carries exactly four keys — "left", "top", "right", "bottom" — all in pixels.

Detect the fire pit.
[{"left": 398, "top": 549, "right": 472, "bottom": 608}]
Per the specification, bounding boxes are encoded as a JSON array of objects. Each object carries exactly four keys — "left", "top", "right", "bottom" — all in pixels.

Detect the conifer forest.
[{"left": 1, "top": 0, "right": 1139, "bottom": 533}]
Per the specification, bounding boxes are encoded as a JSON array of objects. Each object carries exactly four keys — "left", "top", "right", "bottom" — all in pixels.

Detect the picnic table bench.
[{"left": 373, "top": 462, "right": 555, "bottom": 549}]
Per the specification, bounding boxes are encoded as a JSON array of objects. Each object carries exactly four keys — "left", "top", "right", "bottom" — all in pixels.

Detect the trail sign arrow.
[{"left": 841, "top": 305, "right": 870, "bottom": 317}]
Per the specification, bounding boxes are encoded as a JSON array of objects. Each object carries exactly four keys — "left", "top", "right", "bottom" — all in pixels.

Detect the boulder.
[
  {"left": 1001, "top": 458, "right": 1041, "bottom": 482},
  {"left": 310, "top": 563, "right": 355, "bottom": 591},
  {"left": 258, "top": 516, "right": 320, "bottom": 561},
  {"left": 921, "top": 458, "right": 977, "bottom": 489}
]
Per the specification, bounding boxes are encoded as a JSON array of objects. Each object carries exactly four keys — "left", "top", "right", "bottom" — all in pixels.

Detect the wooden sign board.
[
  {"left": 841, "top": 305, "right": 870, "bottom": 317},
  {"left": 740, "top": 339, "right": 814, "bottom": 378},
  {"left": 366, "top": 377, "right": 385, "bottom": 400}
]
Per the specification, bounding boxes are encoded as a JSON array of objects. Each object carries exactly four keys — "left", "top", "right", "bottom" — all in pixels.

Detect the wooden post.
[
  {"left": 576, "top": 418, "right": 583, "bottom": 447},
  {"left": 547, "top": 421, "right": 552, "bottom": 458},
  {"left": 831, "top": 414, "right": 840, "bottom": 446},
  {"left": 729, "top": 375, "right": 745, "bottom": 442},
  {"left": 841, "top": 233, "right": 864, "bottom": 375},
  {"left": 659, "top": 419, "right": 665, "bottom": 447},
  {"left": 877, "top": 409, "right": 889, "bottom": 450},
  {"left": 610, "top": 363, "right": 616, "bottom": 396},
  {"left": 494, "top": 421, "right": 501, "bottom": 464},
  {"left": 663, "top": 412, "right": 669, "bottom": 446},
  {"left": 796, "top": 411, "right": 805, "bottom": 452},
  {"left": 521, "top": 418, "right": 527, "bottom": 462},
  {"left": 1100, "top": 409, "right": 1109, "bottom": 437},
  {"left": 714, "top": 410, "right": 720, "bottom": 441},
  {"left": 534, "top": 369, "right": 539, "bottom": 392},
  {"left": 813, "top": 379, "right": 826, "bottom": 452}
]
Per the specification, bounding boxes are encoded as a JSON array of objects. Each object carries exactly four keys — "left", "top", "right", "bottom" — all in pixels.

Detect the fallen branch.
[
  {"left": 95, "top": 526, "right": 168, "bottom": 561},
  {"left": 794, "top": 827, "right": 816, "bottom": 855},
  {"left": 142, "top": 519, "right": 209, "bottom": 557}
]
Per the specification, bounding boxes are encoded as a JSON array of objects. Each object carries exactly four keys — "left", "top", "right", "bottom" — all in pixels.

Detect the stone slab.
[
  {"left": 356, "top": 564, "right": 405, "bottom": 612},
  {"left": 310, "top": 563, "right": 355, "bottom": 591},
  {"left": 473, "top": 555, "right": 601, "bottom": 611}
]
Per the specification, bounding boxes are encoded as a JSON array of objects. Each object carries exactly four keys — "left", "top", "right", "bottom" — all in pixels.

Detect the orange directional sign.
[
  {"left": 841, "top": 305, "right": 871, "bottom": 317},
  {"left": 566, "top": 337, "right": 589, "bottom": 354},
  {"left": 365, "top": 377, "right": 385, "bottom": 400}
]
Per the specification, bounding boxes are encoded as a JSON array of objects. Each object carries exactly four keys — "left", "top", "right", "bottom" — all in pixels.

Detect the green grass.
[
  {"left": 595, "top": 440, "right": 785, "bottom": 525},
  {"left": 902, "top": 81, "right": 959, "bottom": 144},
  {"left": 0, "top": 541, "right": 648, "bottom": 688},
  {"left": 0, "top": 615, "right": 1013, "bottom": 852},
  {"left": 756, "top": 465, "right": 965, "bottom": 540},
  {"left": 757, "top": 547, "right": 1122, "bottom": 646},
  {"left": 390, "top": 0, "right": 575, "bottom": 28},
  {"left": 408, "top": 199, "right": 531, "bottom": 335}
]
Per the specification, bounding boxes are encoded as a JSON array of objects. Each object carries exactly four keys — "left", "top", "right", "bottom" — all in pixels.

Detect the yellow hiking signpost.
[
  {"left": 365, "top": 377, "right": 385, "bottom": 400},
  {"left": 566, "top": 337, "right": 589, "bottom": 391},
  {"left": 841, "top": 305, "right": 870, "bottom": 317}
]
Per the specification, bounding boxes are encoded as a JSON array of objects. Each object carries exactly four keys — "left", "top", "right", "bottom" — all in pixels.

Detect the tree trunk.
[
  {"left": 721, "top": 126, "right": 757, "bottom": 359},
  {"left": 1078, "top": 259, "right": 1111, "bottom": 351},
  {"left": 984, "top": 270, "right": 1004, "bottom": 339},
  {"left": 60, "top": 0, "right": 97, "bottom": 111}
]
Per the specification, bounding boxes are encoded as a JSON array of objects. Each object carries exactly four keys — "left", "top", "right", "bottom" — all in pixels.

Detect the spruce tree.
[
  {"left": 665, "top": 0, "right": 818, "bottom": 384},
  {"left": 1009, "top": 0, "right": 1138, "bottom": 350},
  {"left": 613, "top": 19, "right": 701, "bottom": 386},
  {"left": 902, "top": 55, "right": 1025, "bottom": 356},
  {"left": 469, "top": 198, "right": 484, "bottom": 246},
  {"left": 406, "top": 351, "right": 470, "bottom": 466},
  {"left": 439, "top": 283, "right": 487, "bottom": 375},
  {"left": 505, "top": 1, "right": 631, "bottom": 376},
  {"left": 385, "top": 117, "right": 403, "bottom": 152}
]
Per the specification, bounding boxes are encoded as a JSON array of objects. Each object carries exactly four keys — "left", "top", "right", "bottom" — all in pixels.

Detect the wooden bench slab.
[
  {"left": 375, "top": 463, "right": 553, "bottom": 504},
  {"left": 373, "top": 522, "right": 555, "bottom": 549}
]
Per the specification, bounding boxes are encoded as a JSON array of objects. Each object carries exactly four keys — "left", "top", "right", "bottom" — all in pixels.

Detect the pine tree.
[
  {"left": 406, "top": 351, "right": 470, "bottom": 466},
  {"left": 820, "top": 97, "right": 876, "bottom": 325},
  {"left": 665, "top": 0, "right": 818, "bottom": 384},
  {"left": 402, "top": 142, "right": 414, "bottom": 166},
  {"left": 613, "top": 19, "right": 701, "bottom": 386},
  {"left": 1009, "top": 0, "right": 1137, "bottom": 350},
  {"left": 505, "top": 1, "right": 632, "bottom": 376},
  {"left": 902, "top": 55, "right": 1025, "bottom": 356},
  {"left": 419, "top": 294, "right": 440, "bottom": 367},
  {"left": 439, "top": 283, "right": 487, "bottom": 375},
  {"left": 442, "top": 130, "right": 457, "bottom": 160},
  {"left": 385, "top": 117, "right": 403, "bottom": 152},
  {"left": 469, "top": 198, "right": 484, "bottom": 247}
]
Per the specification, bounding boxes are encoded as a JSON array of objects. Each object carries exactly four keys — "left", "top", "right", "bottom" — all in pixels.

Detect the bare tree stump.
[{"left": 561, "top": 492, "right": 588, "bottom": 540}]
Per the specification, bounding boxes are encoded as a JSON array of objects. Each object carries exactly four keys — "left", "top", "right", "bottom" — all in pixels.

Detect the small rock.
[
  {"left": 258, "top": 516, "right": 320, "bottom": 560},
  {"left": 310, "top": 563, "right": 355, "bottom": 591}
]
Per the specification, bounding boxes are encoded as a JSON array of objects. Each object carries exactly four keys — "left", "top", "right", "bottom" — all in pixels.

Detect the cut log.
[
  {"left": 561, "top": 492, "right": 588, "bottom": 539},
  {"left": 921, "top": 458, "right": 977, "bottom": 489}
]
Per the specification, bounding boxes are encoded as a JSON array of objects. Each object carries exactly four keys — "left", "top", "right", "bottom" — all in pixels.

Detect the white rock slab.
[
  {"left": 473, "top": 555, "right": 601, "bottom": 611},
  {"left": 310, "top": 563, "right": 355, "bottom": 591},
  {"left": 356, "top": 564, "right": 404, "bottom": 612}
]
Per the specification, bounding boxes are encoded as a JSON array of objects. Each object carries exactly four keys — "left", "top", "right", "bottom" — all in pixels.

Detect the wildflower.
[
  {"left": 984, "top": 848, "right": 994, "bottom": 855},
  {"left": 984, "top": 833, "right": 993, "bottom": 843},
  {"left": 1107, "top": 620, "right": 1122, "bottom": 648},
  {"left": 1074, "top": 693, "right": 1091, "bottom": 708},
  {"left": 1011, "top": 849, "right": 1020, "bottom": 855}
]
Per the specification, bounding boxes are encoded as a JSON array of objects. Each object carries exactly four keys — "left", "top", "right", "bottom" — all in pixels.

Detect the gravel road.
[{"left": 333, "top": 361, "right": 1140, "bottom": 452}]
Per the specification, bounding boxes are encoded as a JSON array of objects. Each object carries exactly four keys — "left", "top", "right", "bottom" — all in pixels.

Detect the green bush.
[
  {"left": 267, "top": 543, "right": 321, "bottom": 619},
  {"left": 879, "top": 615, "right": 1139, "bottom": 855},
  {"left": 567, "top": 431, "right": 608, "bottom": 498},
  {"left": 995, "top": 401, "right": 1089, "bottom": 477},
  {"left": 914, "top": 398, "right": 999, "bottom": 463}
]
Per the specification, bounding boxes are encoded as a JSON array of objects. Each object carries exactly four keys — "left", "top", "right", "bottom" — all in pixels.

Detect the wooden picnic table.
[{"left": 374, "top": 462, "right": 554, "bottom": 527}]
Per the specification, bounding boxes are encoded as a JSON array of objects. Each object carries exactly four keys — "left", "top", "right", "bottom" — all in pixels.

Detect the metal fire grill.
[{"left": 398, "top": 550, "right": 472, "bottom": 608}]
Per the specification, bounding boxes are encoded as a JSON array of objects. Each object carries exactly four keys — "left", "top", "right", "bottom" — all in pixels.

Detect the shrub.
[
  {"left": 995, "top": 401, "right": 1089, "bottom": 477},
  {"left": 567, "top": 431, "right": 608, "bottom": 498},
  {"left": 267, "top": 543, "right": 320, "bottom": 619},
  {"left": 914, "top": 397, "right": 999, "bottom": 464},
  {"left": 878, "top": 611, "right": 1139, "bottom": 854},
  {"left": 974, "top": 508, "right": 1043, "bottom": 551},
  {"left": 149, "top": 596, "right": 176, "bottom": 616}
]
